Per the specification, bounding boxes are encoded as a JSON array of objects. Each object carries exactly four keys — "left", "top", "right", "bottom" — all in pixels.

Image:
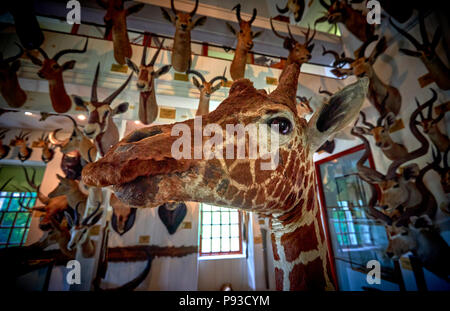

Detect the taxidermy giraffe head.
[
  {"left": 316, "top": 0, "right": 375, "bottom": 42},
  {"left": 226, "top": 4, "right": 262, "bottom": 80},
  {"left": 82, "top": 63, "right": 369, "bottom": 290},
  {"left": 390, "top": 13, "right": 450, "bottom": 90},
  {"left": 0, "top": 44, "right": 27, "bottom": 108},
  {"left": 186, "top": 68, "right": 227, "bottom": 116},
  {"left": 161, "top": 0, "right": 207, "bottom": 72},
  {"left": 32, "top": 133, "right": 55, "bottom": 163},
  {"left": 415, "top": 89, "right": 449, "bottom": 153},
  {"left": 96, "top": 0, "right": 144, "bottom": 65},
  {"left": 323, "top": 36, "right": 402, "bottom": 117},
  {"left": 270, "top": 18, "right": 315, "bottom": 75},
  {"left": 73, "top": 63, "right": 132, "bottom": 156},
  {"left": 126, "top": 37, "right": 172, "bottom": 124},
  {"left": 26, "top": 39, "right": 88, "bottom": 113},
  {"left": 276, "top": 0, "right": 305, "bottom": 22}
]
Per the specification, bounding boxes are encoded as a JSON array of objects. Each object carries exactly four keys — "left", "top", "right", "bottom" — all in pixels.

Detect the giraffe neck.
[{"left": 269, "top": 169, "right": 335, "bottom": 291}]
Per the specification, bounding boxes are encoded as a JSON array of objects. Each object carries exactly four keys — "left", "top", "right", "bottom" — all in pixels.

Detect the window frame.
[{"left": 198, "top": 203, "right": 243, "bottom": 258}]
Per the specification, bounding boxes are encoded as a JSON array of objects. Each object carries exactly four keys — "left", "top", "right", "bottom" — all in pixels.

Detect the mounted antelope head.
[
  {"left": 270, "top": 18, "right": 315, "bottom": 77},
  {"left": 161, "top": 0, "right": 207, "bottom": 72},
  {"left": 186, "top": 68, "right": 227, "bottom": 116},
  {"left": 385, "top": 215, "right": 450, "bottom": 281},
  {"left": 390, "top": 13, "right": 450, "bottom": 90},
  {"left": 226, "top": 4, "right": 261, "bottom": 80},
  {"left": 415, "top": 89, "right": 449, "bottom": 153},
  {"left": 0, "top": 129, "right": 11, "bottom": 159},
  {"left": 316, "top": 0, "right": 375, "bottom": 42},
  {"left": 73, "top": 63, "right": 132, "bottom": 156},
  {"left": 126, "top": 37, "right": 171, "bottom": 124},
  {"left": 296, "top": 96, "right": 313, "bottom": 118},
  {"left": 323, "top": 36, "right": 402, "bottom": 117},
  {"left": 0, "top": 44, "right": 27, "bottom": 108},
  {"left": 95, "top": 0, "right": 144, "bottom": 65},
  {"left": 20, "top": 167, "right": 69, "bottom": 231},
  {"left": 64, "top": 202, "right": 103, "bottom": 258},
  {"left": 276, "top": 0, "right": 305, "bottom": 22},
  {"left": 351, "top": 101, "right": 437, "bottom": 227},
  {"left": 32, "top": 133, "right": 55, "bottom": 163},
  {"left": 61, "top": 151, "right": 83, "bottom": 181},
  {"left": 357, "top": 111, "right": 408, "bottom": 161},
  {"left": 46, "top": 114, "right": 97, "bottom": 163},
  {"left": 9, "top": 131, "right": 32, "bottom": 162},
  {"left": 48, "top": 174, "right": 88, "bottom": 216},
  {"left": 110, "top": 193, "right": 137, "bottom": 235},
  {"left": 26, "top": 38, "right": 88, "bottom": 113}
]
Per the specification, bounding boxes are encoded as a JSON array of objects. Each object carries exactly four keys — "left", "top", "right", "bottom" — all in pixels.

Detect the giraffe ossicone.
[{"left": 82, "top": 64, "right": 369, "bottom": 290}]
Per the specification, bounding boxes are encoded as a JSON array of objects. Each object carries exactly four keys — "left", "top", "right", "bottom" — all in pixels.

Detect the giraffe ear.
[
  {"left": 307, "top": 77, "right": 369, "bottom": 152},
  {"left": 228, "top": 79, "right": 256, "bottom": 97}
]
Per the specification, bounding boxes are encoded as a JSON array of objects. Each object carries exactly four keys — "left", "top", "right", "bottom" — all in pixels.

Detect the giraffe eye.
[{"left": 268, "top": 117, "right": 292, "bottom": 135}]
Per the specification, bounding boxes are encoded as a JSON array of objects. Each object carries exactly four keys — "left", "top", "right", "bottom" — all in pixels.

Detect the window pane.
[
  {"left": 211, "top": 238, "right": 221, "bottom": 252},
  {"left": 230, "top": 238, "right": 240, "bottom": 251},
  {"left": 0, "top": 228, "right": 10, "bottom": 243},
  {"left": 15, "top": 213, "right": 29, "bottom": 227},
  {"left": 202, "top": 239, "right": 211, "bottom": 253},
  {"left": 221, "top": 225, "right": 230, "bottom": 237},
  {"left": 230, "top": 212, "right": 239, "bottom": 224},
  {"left": 8, "top": 198, "right": 21, "bottom": 212},
  {"left": 212, "top": 212, "right": 221, "bottom": 224},
  {"left": 211, "top": 225, "right": 221, "bottom": 238},
  {"left": 1, "top": 213, "right": 15, "bottom": 227},
  {"left": 221, "top": 238, "right": 230, "bottom": 252},
  {"left": 0, "top": 198, "right": 10, "bottom": 211},
  {"left": 230, "top": 224, "right": 239, "bottom": 237},
  {"left": 203, "top": 212, "right": 211, "bottom": 224},
  {"left": 211, "top": 206, "right": 221, "bottom": 212},
  {"left": 202, "top": 204, "right": 211, "bottom": 211},
  {"left": 221, "top": 212, "right": 230, "bottom": 224},
  {"left": 202, "top": 225, "right": 211, "bottom": 238},
  {"left": 10, "top": 228, "right": 24, "bottom": 244}
]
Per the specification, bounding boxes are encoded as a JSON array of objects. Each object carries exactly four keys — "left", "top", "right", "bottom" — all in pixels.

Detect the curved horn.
[
  {"left": 232, "top": 4, "right": 242, "bottom": 22},
  {"left": 0, "top": 176, "right": 13, "bottom": 192},
  {"left": 276, "top": 2, "right": 289, "bottom": 14},
  {"left": 91, "top": 63, "right": 100, "bottom": 102},
  {"left": 103, "top": 73, "right": 133, "bottom": 105},
  {"left": 318, "top": 87, "right": 333, "bottom": 96},
  {"left": 53, "top": 38, "right": 89, "bottom": 62},
  {"left": 302, "top": 25, "right": 316, "bottom": 46},
  {"left": 148, "top": 39, "right": 165, "bottom": 67},
  {"left": 82, "top": 202, "right": 102, "bottom": 225},
  {"left": 418, "top": 12, "right": 429, "bottom": 46},
  {"left": 270, "top": 18, "right": 289, "bottom": 40},
  {"left": 358, "top": 35, "right": 378, "bottom": 59},
  {"left": 4, "top": 43, "right": 24, "bottom": 64},
  {"left": 170, "top": 0, "right": 177, "bottom": 14},
  {"left": 425, "top": 88, "right": 437, "bottom": 120},
  {"left": 189, "top": 0, "right": 199, "bottom": 16},
  {"left": 141, "top": 34, "right": 150, "bottom": 66},
  {"left": 389, "top": 18, "right": 422, "bottom": 50},
  {"left": 249, "top": 8, "right": 257, "bottom": 25},
  {"left": 36, "top": 47, "right": 49, "bottom": 60},
  {"left": 209, "top": 67, "right": 228, "bottom": 84},
  {"left": 359, "top": 111, "right": 375, "bottom": 130},
  {"left": 186, "top": 69, "right": 206, "bottom": 84},
  {"left": 49, "top": 128, "right": 69, "bottom": 146}
]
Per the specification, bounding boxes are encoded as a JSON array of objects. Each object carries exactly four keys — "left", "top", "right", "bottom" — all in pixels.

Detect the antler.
[
  {"left": 22, "top": 167, "right": 40, "bottom": 192},
  {"left": 91, "top": 63, "right": 100, "bottom": 102},
  {"left": 170, "top": 0, "right": 177, "bottom": 14},
  {"left": 148, "top": 38, "right": 165, "bottom": 67},
  {"left": 302, "top": 24, "right": 316, "bottom": 47},
  {"left": 189, "top": 0, "right": 199, "bottom": 17},
  {"left": 321, "top": 46, "right": 354, "bottom": 67},
  {"left": 233, "top": 4, "right": 257, "bottom": 25},
  {"left": 53, "top": 37, "right": 89, "bottom": 62}
]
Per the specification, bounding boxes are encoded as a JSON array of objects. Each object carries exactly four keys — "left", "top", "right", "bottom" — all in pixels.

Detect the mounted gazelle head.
[
  {"left": 46, "top": 114, "right": 97, "bottom": 163},
  {"left": 96, "top": 0, "right": 145, "bottom": 65},
  {"left": 415, "top": 89, "right": 449, "bottom": 152},
  {"left": 26, "top": 38, "right": 89, "bottom": 113},
  {"left": 390, "top": 13, "right": 450, "bottom": 90},
  {"left": 0, "top": 44, "right": 27, "bottom": 108},
  {"left": 0, "top": 129, "right": 11, "bottom": 159},
  {"left": 316, "top": 0, "right": 375, "bottom": 42},
  {"left": 32, "top": 133, "right": 55, "bottom": 163},
  {"left": 226, "top": 4, "right": 261, "bottom": 80},
  {"left": 270, "top": 18, "right": 316, "bottom": 67},
  {"left": 64, "top": 202, "right": 103, "bottom": 252},
  {"left": 10, "top": 131, "right": 32, "bottom": 162},
  {"left": 126, "top": 37, "right": 171, "bottom": 92},
  {"left": 110, "top": 193, "right": 137, "bottom": 235},
  {"left": 296, "top": 96, "right": 313, "bottom": 117},
  {"left": 48, "top": 174, "right": 80, "bottom": 198},
  {"left": 186, "top": 68, "right": 227, "bottom": 116},
  {"left": 161, "top": 0, "right": 206, "bottom": 33},
  {"left": 73, "top": 63, "right": 132, "bottom": 155},
  {"left": 276, "top": 0, "right": 305, "bottom": 23}
]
